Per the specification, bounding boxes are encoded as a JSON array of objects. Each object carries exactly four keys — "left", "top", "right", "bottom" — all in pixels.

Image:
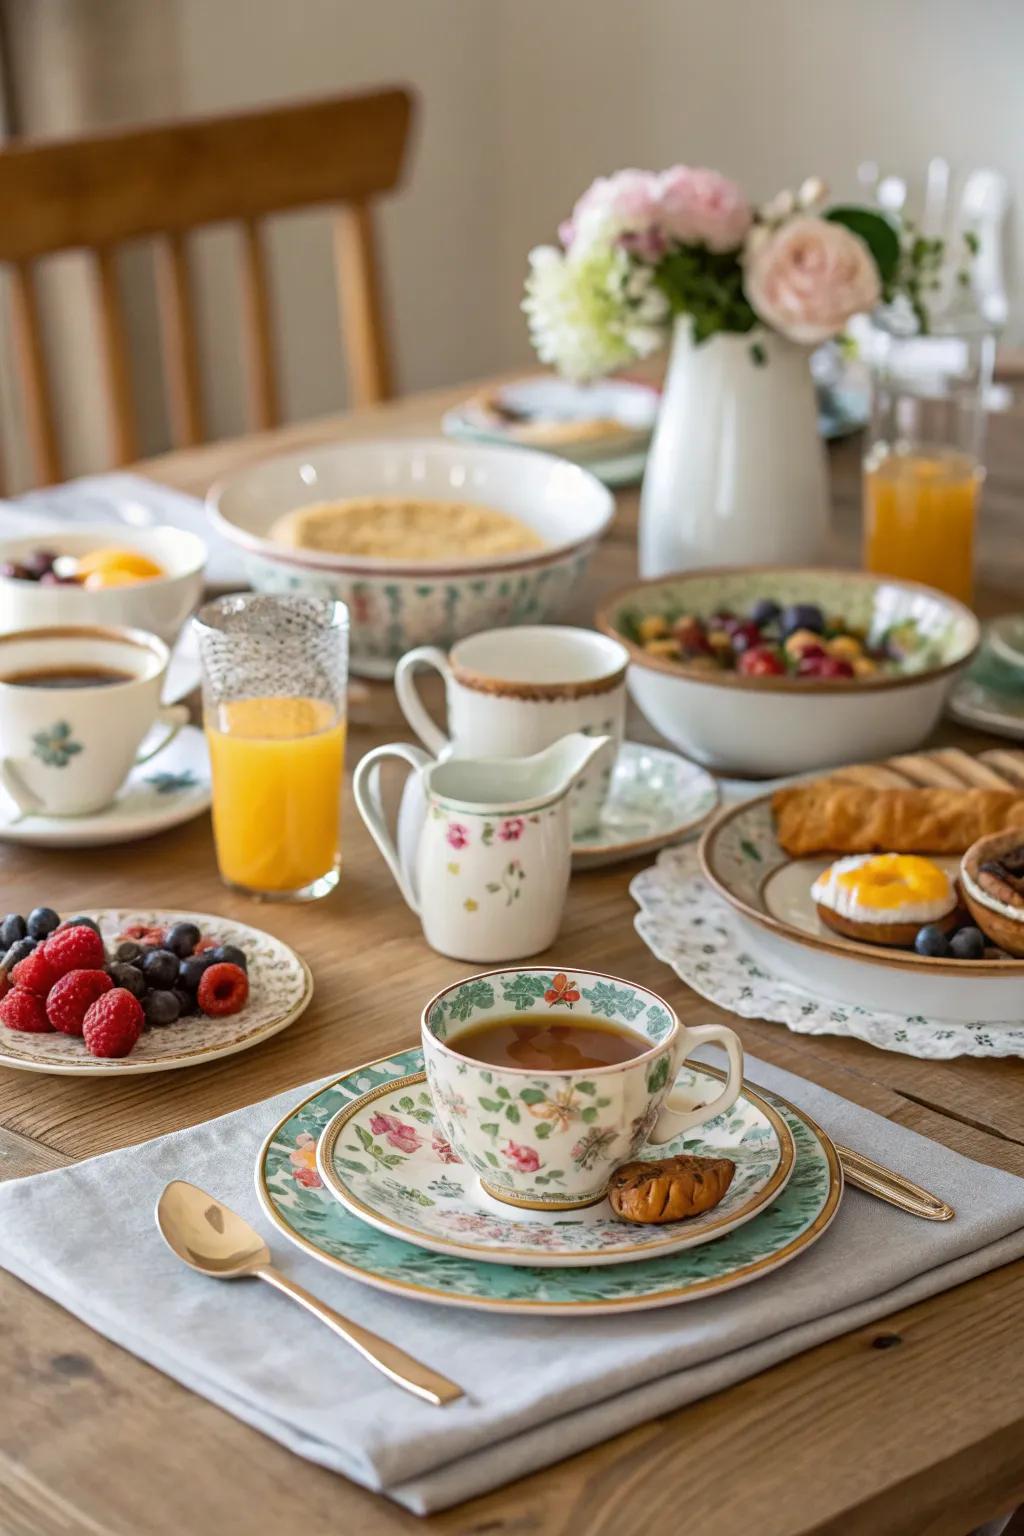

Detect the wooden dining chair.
[{"left": 0, "top": 86, "right": 414, "bottom": 488}]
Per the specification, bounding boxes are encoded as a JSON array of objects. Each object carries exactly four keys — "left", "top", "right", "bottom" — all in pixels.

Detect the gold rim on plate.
[
  {"left": 700, "top": 794, "right": 1024, "bottom": 979},
  {"left": 255, "top": 1052, "right": 843, "bottom": 1313},
  {"left": 315, "top": 1069, "right": 795, "bottom": 1264}
]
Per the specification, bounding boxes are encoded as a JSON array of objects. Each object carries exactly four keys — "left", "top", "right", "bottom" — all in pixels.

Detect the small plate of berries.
[{"left": 0, "top": 906, "right": 312, "bottom": 1074}]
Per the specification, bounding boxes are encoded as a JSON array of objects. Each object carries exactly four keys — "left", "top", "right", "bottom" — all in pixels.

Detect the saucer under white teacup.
[
  {"left": 316, "top": 1060, "right": 793, "bottom": 1267},
  {"left": 0, "top": 723, "right": 210, "bottom": 848},
  {"left": 572, "top": 741, "right": 719, "bottom": 869}
]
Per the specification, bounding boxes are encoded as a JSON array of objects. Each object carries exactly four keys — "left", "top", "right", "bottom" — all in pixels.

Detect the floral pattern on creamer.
[{"left": 270, "top": 1049, "right": 827, "bottom": 1284}]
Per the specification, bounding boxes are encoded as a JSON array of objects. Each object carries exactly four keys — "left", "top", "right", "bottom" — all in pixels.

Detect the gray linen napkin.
[{"left": 1, "top": 1054, "right": 1022, "bottom": 1515}]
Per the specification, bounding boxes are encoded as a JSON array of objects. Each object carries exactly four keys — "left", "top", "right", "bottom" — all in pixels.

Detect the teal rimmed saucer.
[{"left": 256, "top": 1047, "right": 841, "bottom": 1315}]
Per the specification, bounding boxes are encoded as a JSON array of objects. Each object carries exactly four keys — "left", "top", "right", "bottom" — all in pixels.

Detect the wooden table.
[{"left": 3, "top": 380, "right": 1024, "bottom": 1536}]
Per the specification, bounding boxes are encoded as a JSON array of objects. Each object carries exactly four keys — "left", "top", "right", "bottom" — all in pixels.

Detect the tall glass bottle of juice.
[
  {"left": 195, "top": 594, "right": 348, "bottom": 900},
  {"left": 863, "top": 328, "right": 993, "bottom": 608}
]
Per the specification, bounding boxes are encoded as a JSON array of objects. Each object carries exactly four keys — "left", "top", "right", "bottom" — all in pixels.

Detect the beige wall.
[{"left": 2, "top": 0, "right": 1021, "bottom": 484}]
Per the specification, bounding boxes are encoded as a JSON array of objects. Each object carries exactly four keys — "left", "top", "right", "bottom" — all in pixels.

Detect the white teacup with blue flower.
[
  {"left": 0, "top": 625, "right": 187, "bottom": 817},
  {"left": 422, "top": 965, "right": 744, "bottom": 1210}
]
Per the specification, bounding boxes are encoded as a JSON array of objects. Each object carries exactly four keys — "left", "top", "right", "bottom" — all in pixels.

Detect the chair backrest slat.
[
  {"left": 0, "top": 87, "right": 414, "bottom": 486},
  {"left": 155, "top": 233, "right": 204, "bottom": 447},
  {"left": 334, "top": 201, "right": 393, "bottom": 408},
  {"left": 239, "top": 219, "right": 280, "bottom": 432},
  {"left": 8, "top": 262, "right": 62, "bottom": 485}
]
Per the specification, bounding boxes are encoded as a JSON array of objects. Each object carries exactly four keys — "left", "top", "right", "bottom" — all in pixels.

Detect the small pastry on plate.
[
  {"left": 608, "top": 1153, "right": 735, "bottom": 1224},
  {"left": 960, "top": 831, "right": 1024, "bottom": 957},
  {"left": 811, "top": 852, "right": 959, "bottom": 948}
]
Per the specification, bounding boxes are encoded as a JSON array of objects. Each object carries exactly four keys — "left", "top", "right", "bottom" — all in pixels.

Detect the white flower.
[
  {"left": 759, "top": 188, "right": 796, "bottom": 225},
  {"left": 522, "top": 243, "right": 669, "bottom": 381},
  {"left": 797, "top": 176, "right": 828, "bottom": 211}
]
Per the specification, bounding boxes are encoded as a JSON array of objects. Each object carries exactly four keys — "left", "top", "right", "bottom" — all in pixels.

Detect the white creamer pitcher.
[{"left": 353, "top": 733, "right": 610, "bottom": 962}]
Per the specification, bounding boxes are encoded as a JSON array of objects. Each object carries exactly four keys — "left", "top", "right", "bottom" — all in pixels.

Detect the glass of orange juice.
[
  {"left": 194, "top": 594, "right": 348, "bottom": 900},
  {"left": 863, "top": 328, "right": 994, "bottom": 608}
]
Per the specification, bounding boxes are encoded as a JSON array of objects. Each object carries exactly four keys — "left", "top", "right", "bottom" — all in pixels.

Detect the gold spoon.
[{"left": 155, "top": 1180, "right": 464, "bottom": 1406}]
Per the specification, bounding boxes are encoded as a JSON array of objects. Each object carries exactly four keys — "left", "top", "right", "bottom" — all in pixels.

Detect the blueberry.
[
  {"left": 27, "top": 906, "right": 60, "bottom": 939},
  {"left": 172, "top": 986, "right": 198, "bottom": 1018},
  {"left": 166, "top": 921, "right": 202, "bottom": 958},
  {"left": 780, "top": 603, "right": 825, "bottom": 637},
  {"left": 141, "top": 948, "right": 180, "bottom": 990},
  {"left": 143, "top": 989, "right": 181, "bottom": 1027},
  {"left": 950, "top": 926, "right": 986, "bottom": 960},
  {"left": 115, "top": 940, "right": 143, "bottom": 963},
  {"left": 750, "top": 598, "right": 781, "bottom": 628},
  {"left": 914, "top": 923, "right": 950, "bottom": 958},
  {"left": 178, "top": 953, "right": 216, "bottom": 992},
  {"left": 0, "top": 914, "right": 26, "bottom": 947},
  {"left": 2, "top": 936, "right": 36, "bottom": 970},
  {"left": 22, "top": 549, "right": 56, "bottom": 579},
  {"left": 109, "top": 962, "right": 145, "bottom": 998},
  {"left": 65, "top": 915, "right": 101, "bottom": 936},
  {"left": 208, "top": 943, "right": 248, "bottom": 972}
]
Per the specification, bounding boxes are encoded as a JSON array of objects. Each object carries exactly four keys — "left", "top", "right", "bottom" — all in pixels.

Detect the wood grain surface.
[{"left": 2, "top": 375, "right": 1024, "bottom": 1536}]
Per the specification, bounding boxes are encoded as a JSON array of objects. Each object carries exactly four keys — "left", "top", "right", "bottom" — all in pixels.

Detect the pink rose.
[
  {"left": 432, "top": 1130, "right": 461, "bottom": 1164},
  {"left": 446, "top": 823, "right": 469, "bottom": 850},
  {"left": 498, "top": 818, "right": 524, "bottom": 842},
  {"left": 369, "top": 1112, "right": 422, "bottom": 1155},
  {"left": 744, "top": 215, "right": 881, "bottom": 344},
  {"left": 502, "top": 1139, "right": 541, "bottom": 1174},
  {"left": 658, "top": 166, "right": 752, "bottom": 253},
  {"left": 565, "top": 169, "right": 665, "bottom": 260}
]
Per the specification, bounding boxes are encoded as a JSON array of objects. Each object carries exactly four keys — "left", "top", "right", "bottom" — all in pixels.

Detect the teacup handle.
[
  {"left": 394, "top": 647, "right": 451, "bottom": 758},
  {"left": 353, "top": 743, "right": 432, "bottom": 914},
  {"left": 133, "top": 705, "right": 189, "bottom": 766},
  {"left": 647, "top": 1023, "right": 744, "bottom": 1144}
]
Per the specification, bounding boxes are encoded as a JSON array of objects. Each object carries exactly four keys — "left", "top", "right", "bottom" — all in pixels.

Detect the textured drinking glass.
[
  {"left": 863, "top": 328, "right": 994, "bottom": 607},
  {"left": 195, "top": 593, "right": 348, "bottom": 900}
]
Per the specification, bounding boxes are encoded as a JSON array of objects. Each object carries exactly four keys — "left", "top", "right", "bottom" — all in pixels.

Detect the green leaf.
[
  {"left": 354, "top": 1124, "right": 373, "bottom": 1151},
  {"left": 581, "top": 1106, "right": 598, "bottom": 1124},
  {"left": 534, "top": 1122, "right": 552, "bottom": 1139},
  {"left": 480, "top": 1121, "right": 500, "bottom": 1137},
  {"left": 575, "top": 1081, "right": 596, "bottom": 1096},
  {"left": 478, "top": 1097, "right": 503, "bottom": 1112},
  {"left": 505, "top": 1105, "right": 520, "bottom": 1124},
  {"left": 336, "top": 1158, "right": 369, "bottom": 1174},
  {"left": 826, "top": 206, "right": 900, "bottom": 284},
  {"left": 518, "top": 1088, "right": 546, "bottom": 1104},
  {"left": 398, "top": 1096, "right": 414, "bottom": 1110},
  {"left": 484, "top": 1150, "right": 499, "bottom": 1167},
  {"left": 495, "top": 1086, "right": 510, "bottom": 1099},
  {"left": 740, "top": 839, "right": 762, "bottom": 862}
]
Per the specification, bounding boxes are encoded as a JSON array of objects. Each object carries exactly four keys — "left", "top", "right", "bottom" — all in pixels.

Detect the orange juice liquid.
[
  {"left": 863, "top": 446, "right": 981, "bottom": 606},
  {"left": 205, "top": 696, "right": 345, "bottom": 894}
]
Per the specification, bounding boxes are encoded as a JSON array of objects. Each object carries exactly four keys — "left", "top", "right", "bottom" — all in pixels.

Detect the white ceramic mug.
[
  {"left": 422, "top": 965, "right": 745, "bottom": 1209},
  {"left": 0, "top": 626, "right": 187, "bottom": 817},
  {"left": 395, "top": 625, "right": 628, "bottom": 836}
]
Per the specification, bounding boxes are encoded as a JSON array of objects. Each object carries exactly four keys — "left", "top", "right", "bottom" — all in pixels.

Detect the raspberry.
[
  {"left": 117, "top": 923, "right": 166, "bottom": 948},
  {"left": 194, "top": 934, "right": 221, "bottom": 955},
  {"left": 44, "top": 923, "right": 105, "bottom": 979},
  {"left": 0, "top": 986, "right": 52, "bottom": 1032},
  {"left": 11, "top": 947, "right": 58, "bottom": 997},
  {"left": 197, "top": 962, "right": 249, "bottom": 1017},
  {"left": 47, "top": 969, "right": 113, "bottom": 1036},
  {"left": 82, "top": 988, "right": 144, "bottom": 1058}
]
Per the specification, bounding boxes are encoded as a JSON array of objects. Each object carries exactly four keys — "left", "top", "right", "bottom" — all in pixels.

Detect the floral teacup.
[{"left": 421, "top": 966, "right": 744, "bottom": 1210}]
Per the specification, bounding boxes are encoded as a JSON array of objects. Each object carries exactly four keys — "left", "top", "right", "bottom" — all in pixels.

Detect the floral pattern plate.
[
  {"left": 632, "top": 843, "right": 1024, "bottom": 1059},
  {"left": 315, "top": 1065, "right": 793, "bottom": 1267},
  {"left": 257, "top": 1047, "right": 840, "bottom": 1314},
  {"left": 0, "top": 909, "right": 312, "bottom": 1076},
  {"left": 572, "top": 741, "right": 718, "bottom": 869},
  {"left": 0, "top": 725, "right": 210, "bottom": 848}
]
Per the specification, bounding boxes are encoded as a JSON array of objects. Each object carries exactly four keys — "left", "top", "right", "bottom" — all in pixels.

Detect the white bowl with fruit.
[
  {"left": 0, "top": 526, "right": 206, "bottom": 647},
  {"left": 597, "top": 567, "right": 979, "bottom": 776}
]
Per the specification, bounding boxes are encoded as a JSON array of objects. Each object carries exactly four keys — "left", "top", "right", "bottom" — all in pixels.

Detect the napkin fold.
[{"left": 1, "top": 1054, "right": 1022, "bottom": 1515}]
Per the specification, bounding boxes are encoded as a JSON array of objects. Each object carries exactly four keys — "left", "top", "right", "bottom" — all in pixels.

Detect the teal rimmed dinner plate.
[{"left": 256, "top": 1048, "right": 842, "bottom": 1315}]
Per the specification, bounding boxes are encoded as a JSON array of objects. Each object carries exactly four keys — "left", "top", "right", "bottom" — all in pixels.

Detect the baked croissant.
[
  {"left": 773, "top": 782, "right": 1024, "bottom": 858},
  {"left": 608, "top": 1154, "right": 736, "bottom": 1224}
]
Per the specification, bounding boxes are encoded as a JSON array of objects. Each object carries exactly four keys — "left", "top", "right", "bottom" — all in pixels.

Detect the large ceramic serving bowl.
[
  {"left": 0, "top": 525, "right": 206, "bottom": 647},
  {"left": 597, "top": 567, "right": 979, "bottom": 776},
  {"left": 208, "top": 439, "right": 615, "bottom": 678}
]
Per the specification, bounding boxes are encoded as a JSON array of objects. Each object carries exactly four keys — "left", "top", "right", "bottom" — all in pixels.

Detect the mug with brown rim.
[
  {"left": 395, "top": 625, "right": 628, "bottom": 835},
  {"left": 0, "top": 625, "right": 187, "bottom": 817}
]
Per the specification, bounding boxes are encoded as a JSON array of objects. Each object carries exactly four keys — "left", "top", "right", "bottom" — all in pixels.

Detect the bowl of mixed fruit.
[
  {"left": 0, "top": 525, "right": 206, "bottom": 646},
  {"left": 597, "top": 567, "right": 978, "bottom": 775}
]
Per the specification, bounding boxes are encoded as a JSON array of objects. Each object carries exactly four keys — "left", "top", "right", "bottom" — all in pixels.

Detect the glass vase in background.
[
  {"left": 862, "top": 328, "right": 995, "bottom": 608},
  {"left": 194, "top": 593, "right": 348, "bottom": 900}
]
